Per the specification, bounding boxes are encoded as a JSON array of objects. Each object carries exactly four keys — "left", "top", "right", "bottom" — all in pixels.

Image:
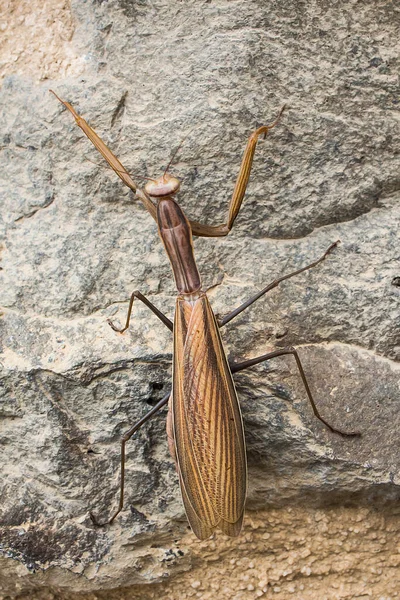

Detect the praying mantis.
[{"left": 51, "top": 91, "right": 359, "bottom": 539}]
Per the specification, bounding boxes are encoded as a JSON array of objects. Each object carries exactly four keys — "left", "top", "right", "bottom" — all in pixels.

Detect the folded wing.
[{"left": 172, "top": 295, "right": 247, "bottom": 539}]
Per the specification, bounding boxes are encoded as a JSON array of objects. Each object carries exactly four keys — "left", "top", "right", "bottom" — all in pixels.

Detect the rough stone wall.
[{"left": 0, "top": 0, "right": 399, "bottom": 598}]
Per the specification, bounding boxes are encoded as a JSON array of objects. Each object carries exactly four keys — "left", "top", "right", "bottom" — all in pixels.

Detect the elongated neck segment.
[{"left": 157, "top": 198, "right": 202, "bottom": 295}]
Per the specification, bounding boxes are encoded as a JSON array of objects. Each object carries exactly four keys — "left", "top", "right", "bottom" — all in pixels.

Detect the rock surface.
[{"left": 0, "top": 0, "right": 399, "bottom": 597}]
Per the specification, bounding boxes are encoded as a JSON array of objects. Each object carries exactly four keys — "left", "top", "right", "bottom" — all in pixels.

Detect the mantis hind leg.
[
  {"left": 230, "top": 347, "right": 360, "bottom": 438},
  {"left": 90, "top": 391, "right": 171, "bottom": 526}
]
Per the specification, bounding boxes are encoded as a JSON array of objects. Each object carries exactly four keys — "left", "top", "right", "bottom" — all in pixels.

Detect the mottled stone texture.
[{"left": 0, "top": 0, "right": 399, "bottom": 597}]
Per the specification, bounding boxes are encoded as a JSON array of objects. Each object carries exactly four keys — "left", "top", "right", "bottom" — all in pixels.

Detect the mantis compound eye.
[{"left": 145, "top": 173, "right": 181, "bottom": 197}]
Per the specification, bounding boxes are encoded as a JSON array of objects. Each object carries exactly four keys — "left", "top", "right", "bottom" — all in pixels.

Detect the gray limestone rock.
[{"left": 0, "top": 0, "right": 399, "bottom": 596}]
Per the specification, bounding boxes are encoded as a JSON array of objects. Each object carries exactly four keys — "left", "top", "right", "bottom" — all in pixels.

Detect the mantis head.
[{"left": 144, "top": 173, "right": 181, "bottom": 198}]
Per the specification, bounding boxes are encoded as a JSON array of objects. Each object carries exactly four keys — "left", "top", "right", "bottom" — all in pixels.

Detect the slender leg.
[
  {"left": 189, "top": 105, "right": 286, "bottom": 237},
  {"left": 51, "top": 90, "right": 284, "bottom": 238},
  {"left": 219, "top": 241, "right": 339, "bottom": 327},
  {"left": 230, "top": 347, "right": 360, "bottom": 437},
  {"left": 50, "top": 90, "right": 158, "bottom": 222},
  {"left": 90, "top": 391, "right": 171, "bottom": 526},
  {"left": 108, "top": 290, "right": 173, "bottom": 333}
]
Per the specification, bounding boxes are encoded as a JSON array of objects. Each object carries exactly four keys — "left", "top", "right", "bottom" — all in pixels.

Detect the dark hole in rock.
[
  {"left": 146, "top": 382, "right": 166, "bottom": 405},
  {"left": 391, "top": 276, "right": 400, "bottom": 287}
]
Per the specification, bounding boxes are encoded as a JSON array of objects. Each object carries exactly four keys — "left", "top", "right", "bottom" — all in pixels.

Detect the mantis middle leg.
[
  {"left": 218, "top": 241, "right": 339, "bottom": 327},
  {"left": 108, "top": 290, "right": 173, "bottom": 333}
]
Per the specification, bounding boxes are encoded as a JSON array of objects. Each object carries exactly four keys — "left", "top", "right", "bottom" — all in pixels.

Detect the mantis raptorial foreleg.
[
  {"left": 50, "top": 90, "right": 158, "bottom": 220},
  {"left": 230, "top": 348, "right": 360, "bottom": 437},
  {"left": 192, "top": 105, "right": 286, "bottom": 236},
  {"left": 50, "top": 90, "right": 284, "bottom": 238}
]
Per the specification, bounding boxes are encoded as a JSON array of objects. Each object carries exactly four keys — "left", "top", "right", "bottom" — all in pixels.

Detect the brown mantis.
[{"left": 51, "top": 91, "right": 360, "bottom": 539}]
